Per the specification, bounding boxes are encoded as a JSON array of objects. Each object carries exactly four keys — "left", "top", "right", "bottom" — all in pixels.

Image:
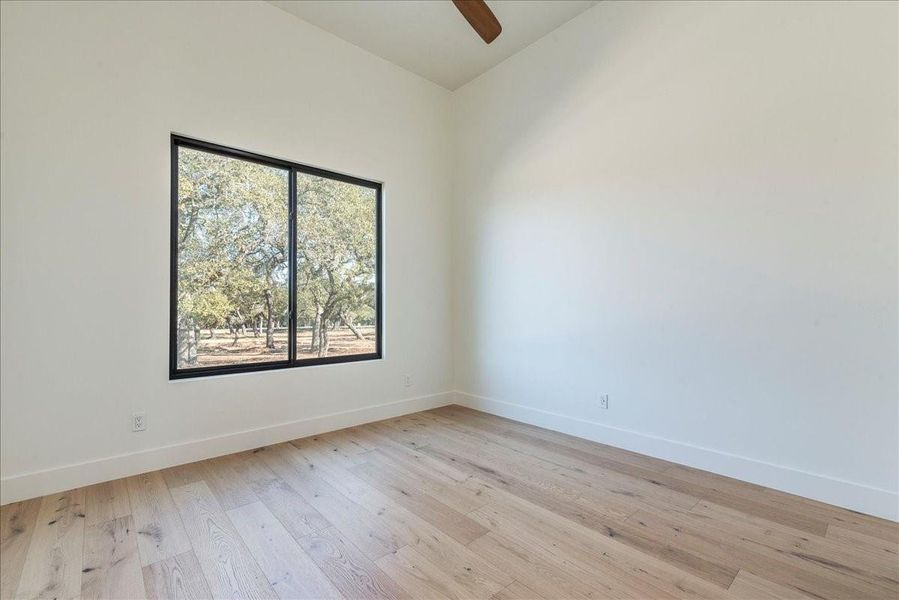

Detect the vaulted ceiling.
[{"left": 269, "top": 1, "right": 598, "bottom": 90}]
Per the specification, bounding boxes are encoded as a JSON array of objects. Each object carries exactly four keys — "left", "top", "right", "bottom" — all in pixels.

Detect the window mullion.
[{"left": 288, "top": 167, "right": 298, "bottom": 365}]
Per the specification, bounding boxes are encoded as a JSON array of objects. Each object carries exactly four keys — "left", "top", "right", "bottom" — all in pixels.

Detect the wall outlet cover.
[{"left": 132, "top": 412, "right": 146, "bottom": 432}]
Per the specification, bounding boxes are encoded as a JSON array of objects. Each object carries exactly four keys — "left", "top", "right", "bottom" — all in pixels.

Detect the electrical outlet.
[
  {"left": 599, "top": 394, "right": 610, "bottom": 410},
  {"left": 404, "top": 374, "right": 413, "bottom": 388},
  {"left": 132, "top": 412, "right": 146, "bottom": 432}
]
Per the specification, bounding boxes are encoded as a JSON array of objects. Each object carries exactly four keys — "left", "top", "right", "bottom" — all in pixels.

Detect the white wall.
[
  {"left": 452, "top": 1, "right": 899, "bottom": 519},
  {"left": 0, "top": 1, "right": 453, "bottom": 503},
  {"left": 3, "top": 1, "right": 896, "bottom": 520}
]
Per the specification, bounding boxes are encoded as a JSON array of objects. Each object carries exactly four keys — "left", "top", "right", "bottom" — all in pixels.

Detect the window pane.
[
  {"left": 295, "top": 173, "right": 378, "bottom": 360},
  {"left": 176, "top": 147, "right": 289, "bottom": 369}
]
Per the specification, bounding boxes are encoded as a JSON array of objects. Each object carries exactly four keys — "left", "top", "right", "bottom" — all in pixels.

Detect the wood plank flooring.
[{"left": 2, "top": 405, "right": 897, "bottom": 599}]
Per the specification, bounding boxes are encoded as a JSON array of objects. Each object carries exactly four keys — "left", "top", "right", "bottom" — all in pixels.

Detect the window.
[{"left": 170, "top": 135, "right": 381, "bottom": 378}]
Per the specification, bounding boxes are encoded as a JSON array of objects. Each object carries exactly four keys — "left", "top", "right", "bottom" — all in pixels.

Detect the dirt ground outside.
[{"left": 194, "top": 325, "right": 376, "bottom": 367}]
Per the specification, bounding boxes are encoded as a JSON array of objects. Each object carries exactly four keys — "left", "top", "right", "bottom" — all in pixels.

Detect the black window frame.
[{"left": 170, "top": 134, "right": 383, "bottom": 380}]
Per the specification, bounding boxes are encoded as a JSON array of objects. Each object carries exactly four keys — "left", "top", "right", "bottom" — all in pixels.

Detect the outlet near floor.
[{"left": 132, "top": 412, "right": 146, "bottom": 432}]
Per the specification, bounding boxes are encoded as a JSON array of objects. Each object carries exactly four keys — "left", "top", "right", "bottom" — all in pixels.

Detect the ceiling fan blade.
[{"left": 452, "top": 0, "right": 502, "bottom": 44}]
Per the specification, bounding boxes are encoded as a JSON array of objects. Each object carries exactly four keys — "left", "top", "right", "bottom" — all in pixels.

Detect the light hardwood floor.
[{"left": 2, "top": 405, "right": 897, "bottom": 599}]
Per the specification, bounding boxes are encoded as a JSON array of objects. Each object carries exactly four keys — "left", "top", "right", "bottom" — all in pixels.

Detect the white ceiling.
[{"left": 269, "top": 1, "right": 598, "bottom": 90}]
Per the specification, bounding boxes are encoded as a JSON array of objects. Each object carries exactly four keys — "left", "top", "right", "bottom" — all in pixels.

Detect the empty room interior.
[{"left": 1, "top": 1, "right": 897, "bottom": 599}]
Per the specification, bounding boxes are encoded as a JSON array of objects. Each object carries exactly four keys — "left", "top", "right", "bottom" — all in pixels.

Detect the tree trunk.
[
  {"left": 265, "top": 290, "right": 276, "bottom": 349},
  {"left": 318, "top": 318, "right": 330, "bottom": 357},
  {"left": 177, "top": 317, "right": 198, "bottom": 367},
  {"left": 341, "top": 313, "right": 364, "bottom": 340},
  {"left": 208, "top": 327, "right": 215, "bottom": 339},
  {"left": 231, "top": 310, "right": 244, "bottom": 345},
  {"left": 310, "top": 307, "right": 322, "bottom": 353}
]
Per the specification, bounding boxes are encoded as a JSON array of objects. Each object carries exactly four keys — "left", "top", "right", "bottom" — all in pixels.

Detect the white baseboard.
[
  {"left": 0, "top": 391, "right": 455, "bottom": 505},
  {"left": 454, "top": 391, "right": 899, "bottom": 522}
]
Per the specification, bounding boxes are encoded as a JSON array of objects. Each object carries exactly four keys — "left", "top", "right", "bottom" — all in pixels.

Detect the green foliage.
[
  {"left": 177, "top": 147, "right": 289, "bottom": 335},
  {"left": 176, "top": 147, "right": 376, "bottom": 364},
  {"left": 296, "top": 173, "right": 377, "bottom": 329}
]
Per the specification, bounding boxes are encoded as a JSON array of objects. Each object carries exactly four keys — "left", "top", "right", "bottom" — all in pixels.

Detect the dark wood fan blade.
[{"left": 452, "top": 0, "right": 502, "bottom": 44}]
